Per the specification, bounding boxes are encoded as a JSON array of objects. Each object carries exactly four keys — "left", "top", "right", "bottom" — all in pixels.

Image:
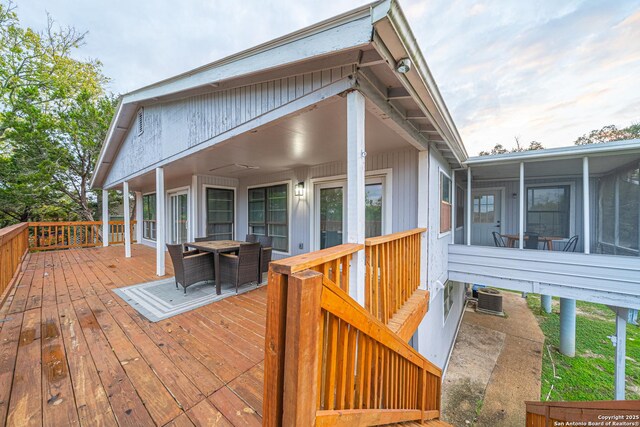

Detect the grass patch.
[{"left": 527, "top": 295, "right": 640, "bottom": 401}]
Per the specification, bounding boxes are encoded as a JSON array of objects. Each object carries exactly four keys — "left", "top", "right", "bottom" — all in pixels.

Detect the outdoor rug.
[{"left": 113, "top": 277, "right": 265, "bottom": 322}]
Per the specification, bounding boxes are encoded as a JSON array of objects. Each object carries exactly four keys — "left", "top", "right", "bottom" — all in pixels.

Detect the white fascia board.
[
  {"left": 123, "top": 10, "right": 375, "bottom": 104},
  {"left": 465, "top": 139, "right": 640, "bottom": 166},
  {"left": 90, "top": 97, "right": 124, "bottom": 189},
  {"left": 371, "top": 0, "right": 468, "bottom": 165}
]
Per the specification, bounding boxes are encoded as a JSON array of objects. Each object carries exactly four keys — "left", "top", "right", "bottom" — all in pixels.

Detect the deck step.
[{"left": 387, "top": 289, "right": 429, "bottom": 342}]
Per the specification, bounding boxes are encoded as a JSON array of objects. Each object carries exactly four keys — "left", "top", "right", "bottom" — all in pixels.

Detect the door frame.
[
  {"left": 470, "top": 186, "right": 506, "bottom": 245},
  {"left": 165, "top": 185, "right": 190, "bottom": 245},
  {"left": 309, "top": 169, "right": 393, "bottom": 251}
]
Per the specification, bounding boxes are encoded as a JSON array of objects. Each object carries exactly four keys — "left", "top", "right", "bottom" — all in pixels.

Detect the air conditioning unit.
[{"left": 476, "top": 288, "right": 504, "bottom": 316}]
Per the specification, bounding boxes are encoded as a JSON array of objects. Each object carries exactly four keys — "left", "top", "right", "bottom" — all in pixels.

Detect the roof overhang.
[{"left": 91, "top": 0, "right": 467, "bottom": 188}]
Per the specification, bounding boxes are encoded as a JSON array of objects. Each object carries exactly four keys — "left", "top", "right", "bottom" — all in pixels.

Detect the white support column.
[
  {"left": 135, "top": 191, "right": 143, "bottom": 243},
  {"left": 451, "top": 170, "right": 456, "bottom": 244},
  {"left": 123, "top": 181, "right": 131, "bottom": 258},
  {"left": 583, "top": 157, "right": 590, "bottom": 254},
  {"left": 519, "top": 162, "right": 525, "bottom": 249},
  {"left": 190, "top": 175, "right": 198, "bottom": 241},
  {"left": 102, "top": 190, "right": 109, "bottom": 247},
  {"left": 156, "top": 167, "right": 166, "bottom": 276},
  {"left": 346, "top": 90, "right": 366, "bottom": 306},
  {"left": 417, "top": 150, "right": 429, "bottom": 289},
  {"left": 614, "top": 307, "right": 628, "bottom": 400},
  {"left": 466, "top": 167, "right": 472, "bottom": 246}
]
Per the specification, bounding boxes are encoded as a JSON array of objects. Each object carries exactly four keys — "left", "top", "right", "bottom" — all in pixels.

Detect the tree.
[
  {"left": 574, "top": 124, "right": 640, "bottom": 145},
  {"left": 479, "top": 137, "right": 545, "bottom": 156},
  {"left": 0, "top": 1, "right": 115, "bottom": 226}
]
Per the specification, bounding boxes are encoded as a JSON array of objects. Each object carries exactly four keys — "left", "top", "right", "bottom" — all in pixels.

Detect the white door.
[
  {"left": 313, "top": 178, "right": 387, "bottom": 250},
  {"left": 315, "top": 182, "right": 347, "bottom": 250},
  {"left": 168, "top": 191, "right": 189, "bottom": 245},
  {"left": 471, "top": 189, "right": 502, "bottom": 246}
]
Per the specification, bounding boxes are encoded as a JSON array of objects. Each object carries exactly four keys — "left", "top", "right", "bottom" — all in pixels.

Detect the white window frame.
[
  {"left": 309, "top": 169, "right": 393, "bottom": 251},
  {"left": 141, "top": 191, "right": 157, "bottom": 244},
  {"left": 438, "top": 167, "right": 452, "bottom": 239},
  {"left": 443, "top": 280, "right": 454, "bottom": 324},
  {"left": 525, "top": 181, "right": 576, "bottom": 240},
  {"left": 247, "top": 180, "right": 292, "bottom": 255},
  {"left": 201, "top": 184, "right": 237, "bottom": 241},
  {"left": 165, "top": 185, "right": 191, "bottom": 245}
]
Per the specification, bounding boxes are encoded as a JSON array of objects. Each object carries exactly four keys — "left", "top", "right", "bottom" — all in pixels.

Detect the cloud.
[{"left": 15, "top": 0, "right": 640, "bottom": 155}]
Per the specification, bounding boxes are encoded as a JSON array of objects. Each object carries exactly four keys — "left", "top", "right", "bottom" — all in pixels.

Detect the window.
[
  {"left": 456, "top": 185, "right": 465, "bottom": 228},
  {"left": 473, "top": 194, "right": 496, "bottom": 224},
  {"left": 440, "top": 172, "right": 452, "bottom": 233},
  {"left": 206, "top": 188, "right": 234, "bottom": 240},
  {"left": 248, "top": 184, "right": 288, "bottom": 252},
  {"left": 142, "top": 193, "right": 156, "bottom": 240},
  {"left": 443, "top": 281, "right": 454, "bottom": 320},
  {"left": 527, "top": 185, "right": 570, "bottom": 237},
  {"left": 137, "top": 108, "right": 144, "bottom": 135}
]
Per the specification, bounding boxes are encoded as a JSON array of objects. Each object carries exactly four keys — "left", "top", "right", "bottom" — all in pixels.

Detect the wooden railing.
[
  {"left": 264, "top": 243, "right": 441, "bottom": 426},
  {"left": 0, "top": 223, "right": 29, "bottom": 298},
  {"left": 108, "top": 220, "right": 137, "bottom": 244},
  {"left": 365, "top": 228, "right": 425, "bottom": 324},
  {"left": 526, "top": 400, "right": 640, "bottom": 426}
]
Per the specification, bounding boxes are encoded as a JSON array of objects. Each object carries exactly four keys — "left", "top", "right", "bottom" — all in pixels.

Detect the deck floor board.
[{"left": 0, "top": 244, "right": 266, "bottom": 426}]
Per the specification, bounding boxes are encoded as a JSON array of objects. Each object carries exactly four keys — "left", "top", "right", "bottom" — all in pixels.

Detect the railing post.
[
  {"left": 283, "top": 269, "right": 323, "bottom": 426},
  {"left": 263, "top": 269, "right": 289, "bottom": 427}
]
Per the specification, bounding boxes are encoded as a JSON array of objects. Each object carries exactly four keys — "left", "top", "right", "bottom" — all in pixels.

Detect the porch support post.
[
  {"left": 451, "top": 170, "right": 456, "bottom": 244},
  {"left": 417, "top": 150, "right": 429, "bottom": 289},
  {"left": 156, "top": 167, "right": 166, "bottom": 276},
  {"left": 559, "top": 298, "right": 576, "bottom": 357},
  {"left": 614, "top": 307, "right": 628, "bottom": 400},
  {"left": 519, "top": 162, "right": 524, "bottom": 249},
  {"left": 123, "top": 181, "right": 131, "bottom": 258},
  {"left": 541, "top": 295, "right": 552, "bottom": 313},
  {"left": 190, "top": 175, "right": 198, "bottom": 240},
  {"left": 583, "top": 156, "right": 590, "bottom": 254},
  {"left": 466, "top": 167, "right": 471, "bottom": 246},
  {"left": 135, "top": 191, "right": 143, "bottom": 243},
  {"left": 346, "top": 90, "right": 366, "bottom": 306},
  {"left": 102, "top": 190, "right": 109, "bottom": 247}
]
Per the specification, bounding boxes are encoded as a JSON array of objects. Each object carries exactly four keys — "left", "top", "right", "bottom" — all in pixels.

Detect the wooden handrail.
[
  {"left": 108, "top": 220, "right": 137, "bottom": 244},
  {"left": 365, "top": 228, "right": 426, "bottom": 324},
  {"left": 0, "top": 223, "right": 29, "bottom": 301},
  {"left": 264, "top": 242, "right": 441, "bottom": 427},
  {"left": 27, "top": 220, "right": 137, "bottom": 251}
]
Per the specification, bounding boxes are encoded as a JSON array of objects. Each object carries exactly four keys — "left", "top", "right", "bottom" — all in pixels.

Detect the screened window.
[
  {"left": 598, "top": 164, "right": 639, "bottom": 255},
  {"left": 443, "top": 281, "right": 454, "bottom": 320},
  {"left": 206, "top": 188, "right": 234, "bottom": 240},
  {"left": 440, "top": 172, "right": 452, "bottom": 233},
  {"left": 248, "top": 184, "right": 288, "bottom": 252},
  {"left": 142, "top": 194, "right": 156, "bottom": 240},
  {"left": 456, "top": 186, "right": 465, "bottom": 228},
  {"left": 527, "top": 186, "right": 570, "bottom": 237}
]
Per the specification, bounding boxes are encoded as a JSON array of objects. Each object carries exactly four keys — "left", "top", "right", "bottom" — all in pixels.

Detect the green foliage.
[
  {"left": 574, "top": 123, "right": 640, "bottom": 145},
  {"left": 0, "top": 1, "right": 116, "bottom": 227},
  {"left": 479, "top": 139, "right": 545, "bottom": 156},
  {"left": 527, "top": 295, "right": 640, "bottom": 401}
]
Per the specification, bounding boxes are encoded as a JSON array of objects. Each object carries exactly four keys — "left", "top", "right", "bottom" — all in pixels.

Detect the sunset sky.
[{"left": 18, "top": 0, "right": 640, "bottom": 155}]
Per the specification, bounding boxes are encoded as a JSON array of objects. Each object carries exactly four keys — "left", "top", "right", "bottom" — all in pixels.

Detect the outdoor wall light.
[
  {"left": 512, "top": 192, "right": 518, "bottom": 199},
  {"left": 295, "top": 182, "right": 305, "bottom": 198},
  {"left": 395, "top": 58, "right": 412, "bottom": 74}
]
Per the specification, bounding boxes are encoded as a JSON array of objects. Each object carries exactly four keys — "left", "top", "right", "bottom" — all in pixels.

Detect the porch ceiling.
[
  {"left": 126, "top": 96, "right": 413, "bottom": 189},
  {"left": 465, "top": 151, "right": 640, "bottom": 181}
]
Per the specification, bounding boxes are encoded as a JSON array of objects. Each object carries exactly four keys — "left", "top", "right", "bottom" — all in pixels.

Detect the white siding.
[{"left": 104, "top": 66, "right": 355, "bottom": 188}]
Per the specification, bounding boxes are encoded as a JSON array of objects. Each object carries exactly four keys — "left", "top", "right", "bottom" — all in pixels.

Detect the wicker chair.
[
  {"left": 167, "top": 244, "right": 215, "bottom": 294},
  {"left": 219, "top": 242, "right": 261, "bottom": 293},
  {"left": 245, "top": 234, "right": 272, "bottom": 277}
]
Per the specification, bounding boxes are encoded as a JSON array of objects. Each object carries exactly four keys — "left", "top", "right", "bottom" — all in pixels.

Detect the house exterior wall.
[{"left": 103, "top": 65, "right": 356, "bottom": 188}]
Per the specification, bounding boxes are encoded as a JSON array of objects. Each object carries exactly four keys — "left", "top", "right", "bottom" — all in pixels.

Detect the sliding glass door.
[{"left": 168, "top": 191, "right": 188, "bottom": 245}]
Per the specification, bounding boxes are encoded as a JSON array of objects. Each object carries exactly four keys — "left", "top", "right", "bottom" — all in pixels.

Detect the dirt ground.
[{"left": 441, "top": 292, "right": 544, "bottom": 427}]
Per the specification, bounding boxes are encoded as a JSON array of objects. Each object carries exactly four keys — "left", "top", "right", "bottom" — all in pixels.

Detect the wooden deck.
[{"left": 0, "top": 244, "right": 265, "bottom": 427}]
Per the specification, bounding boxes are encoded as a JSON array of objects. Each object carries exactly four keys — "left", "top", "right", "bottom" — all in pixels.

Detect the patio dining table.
[
  {"left": 184, "top": 240, "right": 244, "bottom": 295},
  {"left": 502, "top": 234, "right": 562, "bottom": 251}
]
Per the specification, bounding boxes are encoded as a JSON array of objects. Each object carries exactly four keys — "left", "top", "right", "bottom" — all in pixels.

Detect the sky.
[{"left": 17, "top": 0, "right": 640, "bottom": 155}]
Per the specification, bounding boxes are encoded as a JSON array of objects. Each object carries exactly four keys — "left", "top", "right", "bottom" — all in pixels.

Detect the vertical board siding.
[
  {"left": 232, "top": 147, "right": 419, "bottom": 259},
  {"left": 105, "top": 66, "right": 355, "bottom": 188}
]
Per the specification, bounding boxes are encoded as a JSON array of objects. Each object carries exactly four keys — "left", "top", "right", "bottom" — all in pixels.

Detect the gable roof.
[{"left": 91, "top": 0, "right": 467, "bottom": 188}]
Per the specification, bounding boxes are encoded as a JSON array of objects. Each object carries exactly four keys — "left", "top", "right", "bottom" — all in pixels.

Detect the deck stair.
[{"left": 264, "top": 232, "right": 446, "bottom": 426}]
